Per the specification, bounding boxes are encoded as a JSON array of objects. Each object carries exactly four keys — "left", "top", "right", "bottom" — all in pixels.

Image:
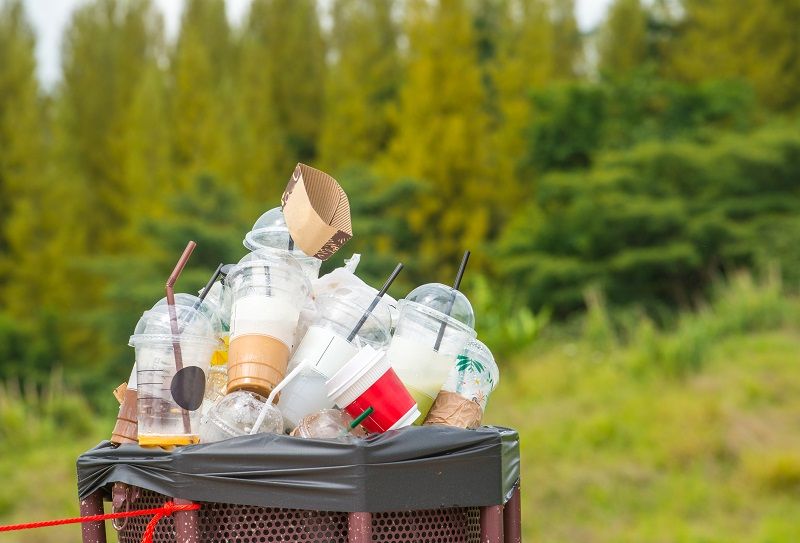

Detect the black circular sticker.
[{"left": 171, "top": 366, "right": 206, "bottom": 411}]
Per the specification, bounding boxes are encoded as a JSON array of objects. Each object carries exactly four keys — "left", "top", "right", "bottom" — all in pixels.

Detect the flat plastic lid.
[
  {"left": 326, "top": 346, "right": 387, "bottom": 404},
  {"left": 405, "top": 283, "right": 475, "bottom": 328}
]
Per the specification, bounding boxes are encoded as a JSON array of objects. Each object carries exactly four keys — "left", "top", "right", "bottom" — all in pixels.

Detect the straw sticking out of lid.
[
  {"left": 433, "top": 250, "right": 470, "bottom": 352},
  {"left": 346, "top": 263, "right": 403, "bottom": 343}
]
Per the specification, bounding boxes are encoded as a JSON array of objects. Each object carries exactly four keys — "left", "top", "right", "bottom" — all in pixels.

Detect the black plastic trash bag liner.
[{"left": 77, "top": 425, "right": 519, "bottom": 512}]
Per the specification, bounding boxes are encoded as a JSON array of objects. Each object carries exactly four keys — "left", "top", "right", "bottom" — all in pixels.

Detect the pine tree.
[
  {"left": 598, "top": 0, "right": 648, "bottom": 77},
  {"left": 550, "top": 0, "right": 582, "bottom": 79},
  {"left": 318, "top": 0, "right": 400, "bottom": 172},
  {"left": 384, "top": 0, "right": 491, "bottom": 274},
  {"left": 671, "top": 0, "right": 800, "bottom": 111},
  {"left": 56, "top": 0, "right": 165, "bottom": 251},
  {"left": 170, "top": 0, "right": 236, "bottom": 188},
  {"left": 234, "top": 0, "right": 288, "bottom": 201},
  {"left": 242, "top": 0, "right": 325, "bottom": 166},
  {"left": 0, "top": 0, "right": 43, "bottom": 307},
  {"left": 489, "top": 0, "right": 555, "bottom": 210}
]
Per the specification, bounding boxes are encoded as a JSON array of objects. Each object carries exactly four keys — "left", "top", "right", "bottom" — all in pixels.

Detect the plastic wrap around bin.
[{"left": 77, "top": 425, "right": 519, "bottom": 512}]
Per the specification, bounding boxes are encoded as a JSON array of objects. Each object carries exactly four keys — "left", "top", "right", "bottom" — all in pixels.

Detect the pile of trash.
[{"left": 111, "top": 164, "right": 499, "bottom": 447}]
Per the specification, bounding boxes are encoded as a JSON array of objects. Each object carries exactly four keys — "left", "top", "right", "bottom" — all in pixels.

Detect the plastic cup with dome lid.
[
  {"left": 386, "top": 252, "right": 476, "bottom": 423},
  {"left": 129, "top": 297, "right": 219, "bottom": 447},
  {"left": 243, "top": 207, "right": 322, "bottom": 281},
  {"left": 225, "top": 249, "right": 311, "bottom": 397}
]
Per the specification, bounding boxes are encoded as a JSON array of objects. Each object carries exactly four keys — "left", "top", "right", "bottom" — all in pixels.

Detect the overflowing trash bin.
[{"left": 79, "top": 163, "right": 521, "bottom": 543}]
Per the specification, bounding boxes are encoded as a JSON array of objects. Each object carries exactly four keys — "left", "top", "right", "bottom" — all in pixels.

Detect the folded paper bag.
[
  {"left": 423, "top": 390, "right": 483, "bottom": 429},
  {"left": 282, "top": 163, "right": 352, "bottom": 260}
]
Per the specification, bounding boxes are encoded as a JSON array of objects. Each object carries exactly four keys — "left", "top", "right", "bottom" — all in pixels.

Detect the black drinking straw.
[
  {"left": 433, "top": 250, "right": 470, "bottom": 352},
  {"left": 346, "top": 263, "right": 404, "bottom": 342},
  {"left": 195, "top": 263, "right": 225, "bottom": 307}
]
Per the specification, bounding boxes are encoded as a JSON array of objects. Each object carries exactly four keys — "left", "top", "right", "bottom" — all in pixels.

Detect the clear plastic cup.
[
  {"left": 424, "top": 339, "right": 499, "bottom": 429},
  {"left": 243, "top": 207, "right": 322, "bottom": 281},
  {"left": 225, "top": 250, "right": 311, "bottom": 396},
  {"left": 386, "top": 284, "right": 476, "bottom": 422},
  {"left": 199, "top": 390, "right": 283, "bottom": 443},
  {"left": 200, "top": 365, "right": 228, "bottom": 416},
  {"left": 278, "top": 295, "right": 391, "bottom": 429},
  {"left": 290, "top": 409, "right": 367, "bottom": 439},
  {"left": 443, "top": 339, "right": 499, "bottom": 410},
  {"left": 130, "top": 303, "right": 219, "bottom": 446}
]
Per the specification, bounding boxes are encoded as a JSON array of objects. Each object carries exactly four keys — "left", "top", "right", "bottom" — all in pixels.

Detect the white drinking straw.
[{"left": 249, "top": 359, "right": 308, "bottom": 435}]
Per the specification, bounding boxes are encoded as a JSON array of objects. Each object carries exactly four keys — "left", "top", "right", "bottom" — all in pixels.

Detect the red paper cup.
[{"left": 326, "top": 346, "right": 419, "bottom": 433}]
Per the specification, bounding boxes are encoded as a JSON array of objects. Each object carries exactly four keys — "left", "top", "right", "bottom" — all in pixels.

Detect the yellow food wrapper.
[
  {"left": 423, "top": 390, "right": 483, "bottom": 429},
  {"left": 211, "top": 335, "right": 230, "bottom": 366},
  {"left": 282, "top": 163, "right": 352, "bottom": 260}
]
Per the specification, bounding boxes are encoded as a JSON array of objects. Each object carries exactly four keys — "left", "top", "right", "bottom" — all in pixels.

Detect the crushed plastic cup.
[
  {"left": 243, "top": 207, "right": 322, "bottom": 281},
  {"left": 290, "top": 409, "right": 367, "bottom": 439},
  {"left": 424, "top": 340, "right": 498, "bottom": 429},
  {"left": 385, "top": 284, "right": 476, "bottom": 422},
  {"left": 201, "top": 365, "right": 228, "bottom": 416},
  {"left": 278, "top": 295, "right": 392, "bottom": 429},
  {"left": 327, "top": 346, "right": 419, "bottom": 433},
  {"left": 130, "top": 302, "right": 219, "bottom": 447},
  {"left": 225, "top": 250, "right": 311, "bottom": 396},
  {"left": 199, "top": 390, "right": 283, "bottom": 443}
]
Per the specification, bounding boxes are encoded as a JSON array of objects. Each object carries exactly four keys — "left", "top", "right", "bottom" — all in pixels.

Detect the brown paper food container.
[
  {"left": 423, "top": 390, "right": 483, "bottom": 429},
  {"left": 227, "top": 334, "right": 290, "bottom": 396},
  {"left": 111, "top": 387, "right": 139, "bottom": 445},
  {"left": 113, "top": 382, "right": 127, "bottom": 404},
  {"left": 282, "top": 163, "right": 352, "bottom": 260}
]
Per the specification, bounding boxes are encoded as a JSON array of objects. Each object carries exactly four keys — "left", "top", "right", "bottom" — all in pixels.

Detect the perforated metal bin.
[{"left": 77, "top": 427, "right": 521, "bottom": 543}]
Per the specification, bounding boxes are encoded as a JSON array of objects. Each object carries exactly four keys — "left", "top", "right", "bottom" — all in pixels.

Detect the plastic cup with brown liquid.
[{"left": 225, "top": 250, "right": 311, "bottom": 397}]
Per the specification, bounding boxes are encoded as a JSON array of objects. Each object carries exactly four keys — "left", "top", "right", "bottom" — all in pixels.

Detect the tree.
[
  {"left": 318, "top": 0, "right": 400, "bottom": 172},
  {"left": 550, "top": 0, "right": 582, "bottom": 79},
  {"left": 384, "top": 0, "right": 492, "bottom": 275},
  {"left": 170, "top": 0, "right": 236, "bottom": 188},
  {"left": 489, "top": 0, "right": 555, "bottom": 210},
  {"left": 671, "top": 0, "right": 800, "bottom": 111},
  {"left": 242, "top": 0, "right": 325, "bottom": 165},
  {"left": 598, "top": 0, "right": 648, "bottom": 78},
  {"left": 0, "top": 0, "right": 41, "bottom": 287}
]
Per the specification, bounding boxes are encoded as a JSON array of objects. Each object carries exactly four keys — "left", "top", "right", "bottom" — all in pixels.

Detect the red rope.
[{"left": 0, "top": 501, "right": 200, "bottom": 543}]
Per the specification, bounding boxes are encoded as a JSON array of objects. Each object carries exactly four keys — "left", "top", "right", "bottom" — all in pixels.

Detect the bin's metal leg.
[
  {"left": 348, "top": 512, "right": 372, "bottom": 543},
  {"left": 480, "top": 505, "right": 504, "bottom": 543},
  {"left": 503, "top": 484, "right": 521, "bottom": 543},
  {"left": 79, "top": 490, "right": 107, "bottom": 543},
  {"left": 174, "top": 498, "right": 201, "bottom": 543}
]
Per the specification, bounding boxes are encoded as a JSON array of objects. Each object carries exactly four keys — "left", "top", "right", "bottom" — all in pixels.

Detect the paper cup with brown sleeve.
[{"left": 281, "top": 163, "right": 352, "bottom": 261}]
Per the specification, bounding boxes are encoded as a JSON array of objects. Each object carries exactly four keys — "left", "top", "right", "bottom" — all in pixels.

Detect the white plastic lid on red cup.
[{"left": 326, "top": 346, "right": 420, "bottom": 433}]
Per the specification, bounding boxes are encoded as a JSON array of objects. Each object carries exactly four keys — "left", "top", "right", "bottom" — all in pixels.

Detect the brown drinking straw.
[{"left": 166, "top": 240, "right": 197, "bottom": 434}]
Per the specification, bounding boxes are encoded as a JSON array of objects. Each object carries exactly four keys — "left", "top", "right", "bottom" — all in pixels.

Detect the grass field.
[{"left": 2, "top": 274, "right": 799, "bottom": 542}]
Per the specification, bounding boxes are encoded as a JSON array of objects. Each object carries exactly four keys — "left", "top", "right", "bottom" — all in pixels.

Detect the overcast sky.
[{"left": 22, "top": 0, "right": 611, "bottom": 88}]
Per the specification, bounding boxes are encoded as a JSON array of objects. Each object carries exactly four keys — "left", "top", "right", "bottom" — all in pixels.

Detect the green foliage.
[
  {"left": 671, "top": 0, "right": 800, "bottom": 111},
  {"left": 502, "top": 123, "right": 800, "bottom": 315},
  {"left": 0, "top": 0, "right": 798, "bottom": 400},
  {"left": 319, "top": 0, "right": 400, "bottom": 172},
  {"left": 485, "top": 278, "right": 800, "bottom": 542}
]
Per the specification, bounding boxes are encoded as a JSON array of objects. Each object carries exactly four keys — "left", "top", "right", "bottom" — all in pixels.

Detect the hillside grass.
[
  {"left": 1, "top": 273, "right": 799, "bottom": 542},
  {"left": 485, "top": 272, "right": 800, "bottom": 542}
]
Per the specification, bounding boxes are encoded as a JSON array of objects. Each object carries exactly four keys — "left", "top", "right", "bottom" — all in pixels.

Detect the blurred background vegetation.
[{"left": 0, "top": 0, "right": 799, "bottom": 541}]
